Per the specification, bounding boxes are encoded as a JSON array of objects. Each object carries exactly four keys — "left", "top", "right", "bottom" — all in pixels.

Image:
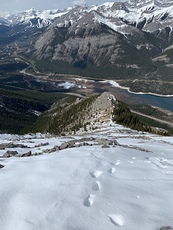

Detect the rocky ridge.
[
  {"left": 31, "top": 92, "right": 156, "bottom": 136},
  {"left": 32, "top": 92, "right": 116, "bottom": 135}
]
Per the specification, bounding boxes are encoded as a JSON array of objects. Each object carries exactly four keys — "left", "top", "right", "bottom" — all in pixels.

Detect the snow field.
[{"left": 0, "top": 129, "right": 173, "bottom": 229}]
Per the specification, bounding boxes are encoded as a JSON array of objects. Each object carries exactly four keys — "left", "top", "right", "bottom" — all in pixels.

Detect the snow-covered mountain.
[
  {"left": 0, "top": 16, "right": 10, "bottom": 26},
  {"left": 52, "top": 0, "right": 173, "bottom": 34},
  {"left": 1, "top": 0, "right": 173, "bottom": 31},
  {"left": 1, "top": 8, "right": 69, "bottom": 28},
  {"left": 128, "top": 0, "right": 172, "bottom": 8},
  {"left": 1, "top": 1, "right": 173, "bottom": 94},
  {"left": 120, "top": 0, "right": 173, "bottom": 33},
  {"left": 29, "top": 1, "right": 173, "bottom": 91}
]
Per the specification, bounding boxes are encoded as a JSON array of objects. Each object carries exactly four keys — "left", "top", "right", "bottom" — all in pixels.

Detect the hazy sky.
[{"left": 0, "top": 0, "right": 125, "bottom": 13}]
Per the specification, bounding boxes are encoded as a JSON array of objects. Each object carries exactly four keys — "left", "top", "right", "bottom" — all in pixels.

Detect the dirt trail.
[{"left": 131, "top": 110, "right": 173, "bottom": 127}]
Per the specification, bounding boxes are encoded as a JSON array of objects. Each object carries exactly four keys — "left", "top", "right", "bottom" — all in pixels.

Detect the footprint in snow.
[
  {"left": 108, "top": 167, "right": 116, "bottom": 174},
  {"left": 110, "top": 160, "right": 121, "bottom": 166},
  {"left": 92, "top": 181, "right": 101, "bottom": 191},
  {"left": 108, "top": 214, "right": 124, "bottom": 227},
  {"left": 90, "top": 170, "right": 103, "bottom": 178},
  {"left": 114, "top": 160, "right": 121, "bottom": 166},
  {"left": 83, "top": 194, "right": 95, "bottom": 207},
  {"left": 144, "top": 160, "right": 151, "bottom": 164}
]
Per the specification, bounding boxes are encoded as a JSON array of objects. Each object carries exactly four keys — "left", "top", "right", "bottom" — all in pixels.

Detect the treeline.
[
  {"left": 0, "top": 106, "right": 36, "bottom": 134},
  {"left": 0, "top": 88, "right": 74, "bottom": 134},
  {"left": 112, "top": 101, "right": 151, "bottom": 132}
]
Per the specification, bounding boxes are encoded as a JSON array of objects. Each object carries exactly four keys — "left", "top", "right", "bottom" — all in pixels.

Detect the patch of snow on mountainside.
[
  {"left": 94, "top": 11, "right": 128, "bottom": 35},
  {"left": 0, "top": 123, "right": 173, "bottom": 230},
  {"left": 0, "top": 17, "right": 10, "bottom": 26},
  {"left": 87, "top": 1, "right": 173, "bottom": 34}
]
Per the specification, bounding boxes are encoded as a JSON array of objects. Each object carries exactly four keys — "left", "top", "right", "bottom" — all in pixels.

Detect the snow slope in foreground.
[{"left": 0, "top": 125, "right": 173, "bottom": 230}]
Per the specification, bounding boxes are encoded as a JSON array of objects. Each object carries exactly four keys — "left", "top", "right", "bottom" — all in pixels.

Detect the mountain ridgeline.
[
  {"left": 1, "top": 1, "right": 173, "bottom": 94},
  {"left": 31, "top": 92, "right": 169, "bottom": 136},
  {"left": 0, "top": 89, "right": 171, "bottom": 135}
]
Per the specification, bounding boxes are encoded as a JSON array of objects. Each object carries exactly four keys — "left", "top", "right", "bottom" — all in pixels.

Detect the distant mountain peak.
[
  {"left": 1, "top": 1, "right": 173, "bottom": 29},
  {"left": 1, "top": 8, "right": 69, "bottom": 28},
  {"left": 0, "top": 16, "right": 10, "bottom": 26},
  {"left": 128, "top": 0, "right": 173, "bottom": 7}
]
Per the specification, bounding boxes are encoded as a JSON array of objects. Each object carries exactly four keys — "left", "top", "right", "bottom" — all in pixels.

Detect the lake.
[{"left": 110, "top": 87, "right": 173, "bottom": 112}]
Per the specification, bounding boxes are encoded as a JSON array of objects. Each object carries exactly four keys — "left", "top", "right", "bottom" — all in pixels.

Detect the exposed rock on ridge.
[{"left": 32, "top": 92, "right": 116, "bottom": 135}]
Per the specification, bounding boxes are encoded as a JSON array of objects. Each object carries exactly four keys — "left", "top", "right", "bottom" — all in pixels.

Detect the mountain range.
[
  {"left": 1, "top": 0, "right": 173, "bottom": 94},
  {"left": 0, "top": 8, "right": 69, "bottom": 28},
  {"left": 1, "top": 0, "right": 173, "bottom": 31}
]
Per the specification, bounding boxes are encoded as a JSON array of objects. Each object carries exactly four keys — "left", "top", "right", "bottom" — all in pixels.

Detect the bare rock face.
[
  {"left": 90, "top": 92, "right": 115, "bottom": 112},
  {"left": 34, "top": 142, "right": 49, "bottom": 148},
  {"left": 21, "top": 151, "right": 32, "bottom": 157},
  {"left": 34, "top": 20, "right": 123, "bottom": 66},
  {"left": 32, "top": 1, "right": 173, "bottom": 64},
  {"left": 3, "top": 151, "right": 18, "bottom": 158},
  {"left": 0, "top": 143, "right": 27, "bottom": 150},
  {"left": 83, "top": 92, "right": 116, "bottom": 125}
]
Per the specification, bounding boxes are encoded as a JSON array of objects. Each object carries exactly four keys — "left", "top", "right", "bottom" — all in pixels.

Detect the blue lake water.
[{"left": 111, "top": 88, "right": 173, "bottom": 112}]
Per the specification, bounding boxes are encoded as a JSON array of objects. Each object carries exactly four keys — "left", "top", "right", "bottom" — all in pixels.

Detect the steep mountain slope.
[
  {"left": 0, "top": 8, "right": 69, "bottom": 54},
  {"left": 22, "top": 1, "right": 173, "bottom": 94},
  {"left": 1, "top": 1, "right": 173, "bottom": 94}
]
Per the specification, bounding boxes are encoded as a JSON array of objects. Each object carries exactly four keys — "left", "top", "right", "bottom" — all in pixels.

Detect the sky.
[{"left": 0, "top": 0, "right": 125, "bottom": 13}]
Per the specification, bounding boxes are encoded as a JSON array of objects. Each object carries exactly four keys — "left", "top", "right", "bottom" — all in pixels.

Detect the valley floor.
[{"left": 0, "top": 124, "right": 173, "bottom": 230}]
